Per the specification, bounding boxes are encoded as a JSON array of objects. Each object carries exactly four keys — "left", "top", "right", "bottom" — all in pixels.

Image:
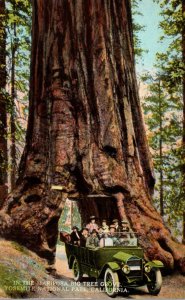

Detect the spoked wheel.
[
  {"left": 72, "top": 258, "right": 83, "bottom": 282},
  {"left": 147, "top": 269, "right": 162, "bottom": 295},
  {"left": 104, "top": 268, "right": 119, "bottom": 297}
]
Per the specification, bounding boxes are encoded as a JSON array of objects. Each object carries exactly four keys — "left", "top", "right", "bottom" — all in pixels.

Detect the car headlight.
[
  {"left": 144, "top": 264, "right": 151, "bottom": 273},
  {"left": 122, "top": 264, "right": 130, "bottom": 274}
]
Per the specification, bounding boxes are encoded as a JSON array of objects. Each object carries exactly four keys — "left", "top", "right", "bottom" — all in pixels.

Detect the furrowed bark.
[
  {"left": 0, "top": 0, "right": 185, "bottom": 272},
  {"left": 182, "top": 0, "right": 185, "bottom": 244},
  {"left": 10, "top": 3, "right": 17, "bottom": 190},
  {"left": 0, "top": 0, "right": 8, "bottom": 205}
]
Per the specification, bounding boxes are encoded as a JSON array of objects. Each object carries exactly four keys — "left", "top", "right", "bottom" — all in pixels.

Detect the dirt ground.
[{"left": 47, "top": 245, "right": 185, "bottom": 300}]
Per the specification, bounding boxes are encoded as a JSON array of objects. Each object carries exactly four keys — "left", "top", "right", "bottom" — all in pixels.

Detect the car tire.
[
  {"left": 72, "top": 257, "right": 83, "bottom": 282},
  {"left": 104, "top": 268, "right": 119, "bottom": 297},
  {"left": 147, "top": 269, "right": 162, "bottom": 295}
]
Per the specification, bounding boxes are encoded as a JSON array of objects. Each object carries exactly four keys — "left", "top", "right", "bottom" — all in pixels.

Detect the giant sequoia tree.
[{"left": 0, "top": 0, "right": 185, "bottom": 271}]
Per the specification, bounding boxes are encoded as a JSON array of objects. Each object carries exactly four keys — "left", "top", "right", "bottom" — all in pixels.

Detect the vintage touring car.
[{"left": 64, "top": 234, "right": 163, "bottom": 297}]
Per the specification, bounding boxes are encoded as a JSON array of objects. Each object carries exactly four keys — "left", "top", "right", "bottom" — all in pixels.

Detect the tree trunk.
[
  {"left": 0, "top": 0, "right": 185, "bottom": 272},
  {"left": 10, "top": 1, "right": 17, "bottom": 190},
  {"left": 159, "top": 79, "right": 164, "bottom": 216},
  {"left": 183, "top": 212, "right": 185, "bottom": 244},
  {"left": 0, "top": 0, "right": 8, "bottom": 206},
  {"left": 182, "top": 0, "right": 185, "bottom": 245}
]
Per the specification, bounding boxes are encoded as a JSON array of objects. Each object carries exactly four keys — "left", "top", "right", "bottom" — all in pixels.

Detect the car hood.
[{"left": 113, "top": 250, "right": 143, "bottom": 262}]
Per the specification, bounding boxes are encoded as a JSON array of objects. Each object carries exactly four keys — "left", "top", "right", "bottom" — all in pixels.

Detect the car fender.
[
  {"left": 99, "top": 262, "right": 120, "bottom": 278},
  {"left": 106, "top": 262, "right": 121, "bottom": 271},
  {"left": 146, "top": 260, "right": 164, "bottom": 269}
]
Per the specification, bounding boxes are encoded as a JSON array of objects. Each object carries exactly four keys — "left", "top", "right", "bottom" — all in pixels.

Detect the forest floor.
[{"left": 51, "top": 245, "right": 185, "bottom": 300}]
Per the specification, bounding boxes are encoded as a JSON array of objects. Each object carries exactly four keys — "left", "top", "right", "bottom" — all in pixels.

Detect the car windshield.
[{"left": 99, "top": 231, "right": 138, "bottom": 247}]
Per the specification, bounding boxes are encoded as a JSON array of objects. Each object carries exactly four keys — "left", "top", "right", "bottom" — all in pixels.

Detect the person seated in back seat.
[
  {"left": 119, "top": 220, "right": 132, "bottom": 245},
  {"left": 101, "top": 219, "right": 109, "bottom": 233},
  {"left": 98, "top": 227, "right": 104, "bottom": 239},
  {"left": 86, "top": 216, "right": 99, "bottom": 233},
  {"left": 86, "top": 229, "right": 99, "bottom": 249},
  {"left": 109, "top": 225, "right": 120, "bottom": 246}
]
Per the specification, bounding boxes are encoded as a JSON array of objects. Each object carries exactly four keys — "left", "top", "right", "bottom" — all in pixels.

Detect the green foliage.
[
  {"left": 4, "top": 0, "right": 31, "bottom": 176},
  {"left": 154, "top": 0, "right": 185, "bottom": 92},
  {"left": 131, "top": 0, "right": 148, "bottom": 60},
  {"left": 142, "top": 71, "right": 184, "bottom": 239},
  {"left": 147, "top": 0, "right": 185, "bottom": 238},
  {"left": 0, "top": 240, "right": 50, "bottom": 298},
  {"left": 58, "top": 201, "right": 81, "bottom": 235},
  {"left": 0, "top": 263, "right": 28, "bottom": 297}
]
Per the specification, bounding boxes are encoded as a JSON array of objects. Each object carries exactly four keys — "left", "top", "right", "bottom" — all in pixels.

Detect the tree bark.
[
  {"left": 0, "top": 0, "right": 8, "bottom": 206},
  {"left": 182, "top": 0, "right": 185, "bottom": 245},
  {"left": 159, "top": 79, "right": 164, "bottom": 217},
  {"left": 10, "top": 1, "right": 17, "bottom": 190},
  {"left": 0, "top": 0, "right": 185, "bottom": 272},
  {"left": 183, "top": 212, "right": 185, "bottom": 244}
]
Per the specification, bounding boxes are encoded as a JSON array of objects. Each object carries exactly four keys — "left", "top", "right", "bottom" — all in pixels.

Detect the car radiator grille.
[{"left": 127, "top": 257, "right": 142, "bottom": 278}]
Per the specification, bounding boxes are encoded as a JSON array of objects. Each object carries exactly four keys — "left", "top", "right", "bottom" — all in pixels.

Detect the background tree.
[
  {"left": 0, "top": 0, "right": 8, "bottom": 205},
  {"left": 142, "top": 72, "right": 184, "bottom": 239},
  {"left": 155, "top": 0, "right": 185, "bottom": 241},
  {"left": 131, "top": 0, "right": 147, "bottom": 60},
  {"left": 6, "top": 0, "right": 31, "bottom": 189},
  {"left": 0, "top": 0, "right": 185, "bottom": 272}
]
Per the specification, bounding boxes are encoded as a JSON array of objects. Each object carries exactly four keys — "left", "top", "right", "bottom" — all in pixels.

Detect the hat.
[
  {"left": 112, "top": 219, "right": 119, "bottom": 223},
  {"left": 110, "top": 224, "right": 115, "bottom": 229},
  {"left": 102, "top": 219, "right": 107, "bottom": 222},
  {"left": 121, "top": 220, "right": 128, "bottom": 224},
  {"left": 72, "top": 226, "right": 78, "bottom": 230},
  {"left": 89, "top": 215, "right": 96, "bottom": 220}
]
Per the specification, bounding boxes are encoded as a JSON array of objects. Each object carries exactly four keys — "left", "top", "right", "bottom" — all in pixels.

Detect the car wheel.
[
  {"left": 72, "top": 258, "right": 83, "bottom": 281},
  {"left": 147, "top": 269, "right": 162, "bottom": 295},
  {"left": 104, "top": 268, "right": 119, "bottom": 297}
]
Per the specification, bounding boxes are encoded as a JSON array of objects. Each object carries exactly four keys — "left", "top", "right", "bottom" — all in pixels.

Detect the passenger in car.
[
  {"left": 120, "top": 220, "right": 130, "bottom": 236},
  {"left": 109, "top": 225, "right": 120, "bottom": 246},
  {"left": 119, "top": 220, "right": 132, "bottom": 245},
  {"left": 101, "top": 219, "right": 109, "bottom": 232},
  {"left": 70, "top": 226, "right": 81, "bottom": 245},
  {"left": 98, "top": 227, "right": 104, "bottom": 239},
  {"left": 86, "top": 229, "right": 99, "bottom": 248},
  {"left": 86, "top": 216, "right": 99, "bottom": 233},
  {"left": 112, "top": 219, "right": 122, "bottom": 234},
  {"left": 80, "top": 228, "right": 89, "bottom": 247}
]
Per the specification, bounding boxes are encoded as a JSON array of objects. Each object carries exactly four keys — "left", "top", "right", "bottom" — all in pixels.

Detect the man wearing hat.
[
  {"left": 70, "top": 226, "right": 81, "bottom": 245},
  {"left": 109, "top": 225, "right": 120, "bottom": 246},
  {"left": 86, "top": 216, "right": 99, "bottom": 233},
  {"left": 86, "top": 229, "right": 99, "bottom": 248},
  {"left": 112, "top": 219, "right": 121, "bottom": 233},
  {"left": 121, "top": 220, "right": 129, "bottom": 232},
  {"left": 80, "top": 228, "right": 89, "bottom": 247},
  {"left": 119, "top": 220, "right": 133, "bottom": 245}
]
